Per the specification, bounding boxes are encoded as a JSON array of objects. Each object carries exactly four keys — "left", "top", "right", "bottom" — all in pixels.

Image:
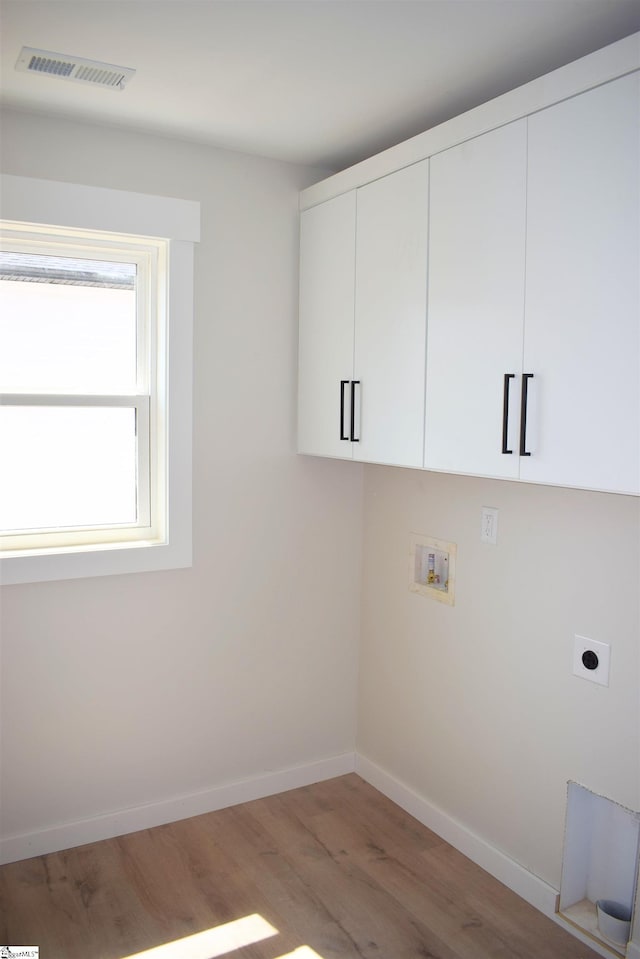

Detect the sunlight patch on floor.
[
  {"left": 120, "top": 914, "right": 278, "bottom": 959},
  {"left": 275, "top": 948, "right": 326, "bottom": 958}
]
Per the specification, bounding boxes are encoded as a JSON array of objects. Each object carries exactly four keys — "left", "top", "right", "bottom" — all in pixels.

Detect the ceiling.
[{"left": 1, "top": 0, "right": 639, "bottom": 171}]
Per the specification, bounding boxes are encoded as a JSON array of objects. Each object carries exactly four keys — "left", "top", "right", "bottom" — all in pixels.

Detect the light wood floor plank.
[{"left": 0, "top": 774, "right": 600, "bottom": 959}]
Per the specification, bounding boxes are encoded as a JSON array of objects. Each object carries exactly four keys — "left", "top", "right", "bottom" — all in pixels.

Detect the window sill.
[{"left": 0, "top": 535, "right": 191, "bottom": 585}]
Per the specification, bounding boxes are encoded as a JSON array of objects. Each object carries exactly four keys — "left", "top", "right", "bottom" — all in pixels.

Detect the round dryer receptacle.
[{"left": 582, "top": 650, "right": 599, "bottom": 671}]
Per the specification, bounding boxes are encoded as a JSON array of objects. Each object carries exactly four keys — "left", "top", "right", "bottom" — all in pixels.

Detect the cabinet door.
[
  {"left": 298, "top": 192, "right": 356, "bottom": 458},
  {"left": 354, "top": 161, "right": 429, "bottom": 467},
  {"left": 424, "top": 120, "right": 527, "bottom": 478},
  {"left": 522, "top": 74, "right": 640, "bottom": 493}
]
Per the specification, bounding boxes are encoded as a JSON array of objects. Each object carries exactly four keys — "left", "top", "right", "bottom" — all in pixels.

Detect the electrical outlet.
[
  {"left": 573, "top": 635, "right": 610, "bottom": 686},
  {"left": 480, "top": 507, "right": 498, "bottom": 545}
]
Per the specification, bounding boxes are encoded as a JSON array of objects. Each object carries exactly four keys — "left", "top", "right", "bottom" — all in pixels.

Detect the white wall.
[
  {"left": 2, "top": 106, "right": 638, "bottom": 910},
  {"left": 357, "top": 465, "right": 639, "bottom": 888},
  {"left": 0, "top": 109, "right": 363, "bottom": 852}
]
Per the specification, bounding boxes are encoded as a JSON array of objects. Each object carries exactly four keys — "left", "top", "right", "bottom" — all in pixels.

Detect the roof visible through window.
[{"left": 0, "top": 251, "right": 136, "bottom": 289}]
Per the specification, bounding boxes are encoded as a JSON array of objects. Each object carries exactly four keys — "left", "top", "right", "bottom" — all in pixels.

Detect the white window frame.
[
  {"left": 0, "top": 174, "right": 199, "bottom": 585},
  {"left": 1, "top": 228, "right": 158, "bottom": 549}
]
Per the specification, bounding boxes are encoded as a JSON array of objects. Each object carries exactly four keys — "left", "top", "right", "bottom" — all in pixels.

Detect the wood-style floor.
[{"left": 0, "top": 774, "right": 599, "bottom": 959}]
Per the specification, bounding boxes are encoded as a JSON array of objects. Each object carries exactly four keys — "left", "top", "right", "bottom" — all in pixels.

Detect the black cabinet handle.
[
  {"left": 340, "top": 380, "right": 349, "bottom": 441},
  {"left": 350, "top": 380, "right": 360, "bottom": 442},
  {"left": 519, "top": 373, "right": 534, "bottom": 457},
  {"left": 502, "top": 373, "right": 515, "bottom": 454}
]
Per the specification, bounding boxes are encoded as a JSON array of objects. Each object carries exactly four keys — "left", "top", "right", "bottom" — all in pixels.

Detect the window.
[
  {"left": 1, "top": 228, "right": 163, "bottom": 551},
  {"left": 0, "top": 175, "right": 199, "bottom": 584}
]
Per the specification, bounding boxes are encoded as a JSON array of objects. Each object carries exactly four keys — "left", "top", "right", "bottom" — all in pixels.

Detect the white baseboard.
[
  {"left": 355, "top": 753, "right": 558, "bottom": 918},
  {"left": 0, "top": 752, "right": 356, "bottom": 865}
]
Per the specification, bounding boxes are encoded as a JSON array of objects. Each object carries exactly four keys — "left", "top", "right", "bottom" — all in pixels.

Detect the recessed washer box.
[{"left": 409, "top": 534, "right": 456, "bottom": 606}]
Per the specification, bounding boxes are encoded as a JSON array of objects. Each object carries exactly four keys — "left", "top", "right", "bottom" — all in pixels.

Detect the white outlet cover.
[
  {"left": 481, "top": 506, "right": 498, "bottom": 545},
  {"left": 573, "top": 635, "right": 610, "bottom": 686}
]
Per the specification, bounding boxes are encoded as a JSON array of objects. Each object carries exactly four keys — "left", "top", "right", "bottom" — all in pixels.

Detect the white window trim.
[{"left": 0, "top": 174, "right": 200, "bottom": 585}]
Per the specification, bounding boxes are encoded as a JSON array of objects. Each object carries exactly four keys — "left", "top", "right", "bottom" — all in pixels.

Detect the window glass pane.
[
  {"left": 0, "top": 254, "right": 137, "bottom": 393},
  {"left": 0, "top": 406, "right": 137, "bottom": 532}
]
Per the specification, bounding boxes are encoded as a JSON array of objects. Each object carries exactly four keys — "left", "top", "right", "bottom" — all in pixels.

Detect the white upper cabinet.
[
  {"left": 355, "top": 161, "right": 429, "bottom": 467},
  {"left": 425, "top": 120, "right": 527, "bottom": 479},
  {"left": 521, "top": 74, "right": 639, "bottom": 494},
  {"left": 298, "top": 191, "right": 356, "bottom": 459},
  {"left": 298, "top": 37, "right": 639, "bottom": 494},
  {"left": 425, "top": 75, "right": 639, "bottom": 494},
  {"left": 298, "top": 161, "right": 429, "bottom": 467}
]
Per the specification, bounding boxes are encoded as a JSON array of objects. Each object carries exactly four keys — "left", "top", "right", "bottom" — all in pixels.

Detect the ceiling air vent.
[{"left": 15, "top": 47, "right": 135, "bottom": 90}]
